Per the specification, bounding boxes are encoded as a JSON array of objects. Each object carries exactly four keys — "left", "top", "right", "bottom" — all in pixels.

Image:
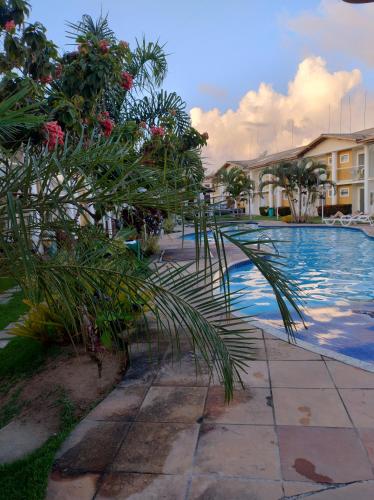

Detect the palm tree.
[
  {"left": 216, "top": 166, "right": 255, "bottom": 216},
  {"left": 259, "top": 159, "right": 331, "bottom": 222}
]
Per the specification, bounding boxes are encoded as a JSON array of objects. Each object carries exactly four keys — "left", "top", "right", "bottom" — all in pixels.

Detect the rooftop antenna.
[{"left": 349, "top": 95, "right": 352, "bottom": 133}]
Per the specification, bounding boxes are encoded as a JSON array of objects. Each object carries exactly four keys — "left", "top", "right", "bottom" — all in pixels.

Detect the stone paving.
[{"left": 47, "top": 333, "right": 374, "bottom": 499}]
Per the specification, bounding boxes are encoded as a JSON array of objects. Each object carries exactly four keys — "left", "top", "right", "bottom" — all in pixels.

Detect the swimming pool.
[{"left": 228, "top": 226, "right": 374, "bottom": 367}]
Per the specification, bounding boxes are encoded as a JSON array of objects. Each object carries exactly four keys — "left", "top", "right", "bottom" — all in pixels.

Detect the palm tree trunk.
[{"left": 287, "top": 191, "right": 297, "bottom": 222}]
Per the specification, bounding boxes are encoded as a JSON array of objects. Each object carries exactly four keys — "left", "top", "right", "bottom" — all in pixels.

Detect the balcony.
[{"left": 351, "top": 165, "right": 365, "bottom": 181}]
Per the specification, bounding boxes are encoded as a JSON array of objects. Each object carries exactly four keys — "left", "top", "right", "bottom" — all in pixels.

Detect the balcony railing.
[{"left": 351, "top": 165, "right": 365, "bottom": 181}]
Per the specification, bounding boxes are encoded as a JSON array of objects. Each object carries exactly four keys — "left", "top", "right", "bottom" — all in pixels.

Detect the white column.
[
  {"left": 276, "top": 187, "right": 282, "bottom": 208},
  {"left": 268, "top": 184, "right": 274, "bottom": 208},
  {"left": 332, "top": 151, "right": 338, "bottom": 205},
  {"left": 364, "top": 145, "right": 370, "bottom": 213}
]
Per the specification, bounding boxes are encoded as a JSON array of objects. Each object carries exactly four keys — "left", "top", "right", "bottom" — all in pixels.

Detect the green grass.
[
  {"left": 0, "top": 291, "right": 28, "bottom": 331},
  {"left": 0, "top": 388, "right": 23, "bottom": 428},
  {"left": 0, "top": 277, "right": 16, "bottom": 294},
  {"left": 0, "top": 395, "right": 76, "bottom": 500},
  {"left": 0, "top": 337, "right": 53, "bottom": 381}
]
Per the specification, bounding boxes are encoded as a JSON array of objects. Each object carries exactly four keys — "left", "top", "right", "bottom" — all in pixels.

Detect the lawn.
[
  {"left": 0, "top": 292, "right": 28, "bottom": 331},
  {"left": 0, "top": 277, "right": 16, "bottom": 294}
]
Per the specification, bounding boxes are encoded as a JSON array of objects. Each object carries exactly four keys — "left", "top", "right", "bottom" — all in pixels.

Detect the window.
[
  {"left": 339, "top": 187, "right": 350, "bottom": 198},
  {"left": 282, "top": 191, "right": 288, "bottom": 201},
  {"left": 327, "top": 155, "right": 332, "bottom": 165},
  {"left": 327, "top": 189, "right": 333, "bottom": 198},
  {"left": 340, "top": 153, "right": 349, "bottom": 164},
  {"left": 358, "top": 153, "right": 365, "bottom": 168}
]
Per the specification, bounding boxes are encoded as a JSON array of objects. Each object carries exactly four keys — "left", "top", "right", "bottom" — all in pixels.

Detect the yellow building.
[{"left": 214, "top": 128, "right": 374, "bottom": 216}]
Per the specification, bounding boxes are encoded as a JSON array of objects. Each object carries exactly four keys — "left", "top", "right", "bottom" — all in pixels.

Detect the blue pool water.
[{"left": 228, "top": 227, "right": 374, "bottom": 364}]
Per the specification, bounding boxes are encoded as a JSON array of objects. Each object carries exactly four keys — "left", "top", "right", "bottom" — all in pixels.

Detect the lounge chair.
[
  {"left": 340, "top": 213, "right": 374, "bottom": 226},
  {"left": 322, "top": 211, "right": 347, "bottom": 225}
]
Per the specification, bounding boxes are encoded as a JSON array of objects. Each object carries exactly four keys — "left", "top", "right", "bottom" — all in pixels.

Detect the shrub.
[
  {"left": 281, "top": 215, "right": 294, "bottom": 223},
  {"left": 317, "top": 204, "right": 352, "bottom": 217},
  {"left": 259, "top": 206, "right": 269, "bottom": 216},
  {"left": 277, "top": 206, "right": 291, "bottom": 217},
  {"left": 163, "top": 217, "right": 175, "bottom": 234},
  {"left": 142, "top": 235, "right": 160, "bottom": 256}
]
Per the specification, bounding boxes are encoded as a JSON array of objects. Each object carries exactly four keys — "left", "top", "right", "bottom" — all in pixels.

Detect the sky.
[{"left": 31, "top": 0, "right": 374, "bottom": 172}]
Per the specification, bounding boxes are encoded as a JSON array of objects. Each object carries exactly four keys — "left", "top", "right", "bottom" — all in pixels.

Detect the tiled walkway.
[{"left": 47, "top": 332, "right": 374, "bottom": 499}]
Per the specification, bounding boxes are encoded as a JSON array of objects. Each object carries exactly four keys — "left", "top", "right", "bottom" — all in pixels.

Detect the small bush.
[
  {"left": 277, "top": 206, "right": 291, "bottom": 217},
  {"left": 142, "top": 235, "right": 160, "bottom": 256},
  {"left": 281, "top": 215, "right": 294, "bottom": 223},
  {"left": 163, "top": 217, "right": 175, "bottom": 234},
  {"left": 259, "top": 206, "right": 269, "bottom": 216},
  {"left": 317, "top": 204, "right": 352, "bottom": 217}
]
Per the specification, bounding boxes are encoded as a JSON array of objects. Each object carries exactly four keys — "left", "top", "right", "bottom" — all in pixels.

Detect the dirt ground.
[{"left": 0, "top": 349, "right": 125, "bottom": 463}]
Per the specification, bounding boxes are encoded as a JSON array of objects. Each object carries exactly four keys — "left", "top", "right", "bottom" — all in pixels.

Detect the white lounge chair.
[
  {"left": 323, "top": 213, "right": 350, "bottom": 225},
  {"left": 340, "top": 213, "right": 373, "bottom": 226}
]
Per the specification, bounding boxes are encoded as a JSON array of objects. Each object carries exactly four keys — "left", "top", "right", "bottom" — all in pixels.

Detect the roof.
[{"left": 222, "top": 127, "right": 374, "bottom": 173}]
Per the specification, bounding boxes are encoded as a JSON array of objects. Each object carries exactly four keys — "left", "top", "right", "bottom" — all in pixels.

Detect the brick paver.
[{"left": 47, "top": 330, "right": 374, "bottom": 499}]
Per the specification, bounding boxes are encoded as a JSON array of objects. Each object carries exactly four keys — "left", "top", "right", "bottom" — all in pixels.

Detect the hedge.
[
  {"left": 317, "top": 204, "right": 352, "bottom": 217},
  {"left": 259, "top": 206, "right": 269, "bottom": 216},
  {"left": 277, "top": 206, "right": 291, "bottom": 217}
]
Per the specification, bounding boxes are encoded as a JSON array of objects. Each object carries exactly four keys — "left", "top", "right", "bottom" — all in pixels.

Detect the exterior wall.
[
  {"left": 337, "top": 184, "right": 353, "bottom": 205},
  {"left": 303, "top": 138, "right": 357, "bottom": 157},
  {"left": 337, "top": 149, "right": 353, "bottom": 182}
]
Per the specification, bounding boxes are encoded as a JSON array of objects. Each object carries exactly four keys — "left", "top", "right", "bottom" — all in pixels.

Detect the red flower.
[
  {"left": 4, "top": 20, "right": 15, "bottom": 33},
  {"left": 150, "top": 126, "right": 165, "bottom": 137},
  {"left": 202, "top": 132, "right": 209, "bottom": 141},
  {"left": 98, "top": 112, "right": 114, "bottom": 137},
  {"left": 120, "top": 71, "right": 133, "bottom": 91},
  {"left": 119, "top": 40, "right": 129, "bottom": 50},
  {"left": 43, "top": 121, "right": 64, "bottom": 151},
  {"left": 99, "top": 39, "right": 110, "bottom": 53},
  {"left": 40, "top": 74, "right": 53, "bottom": 85}
]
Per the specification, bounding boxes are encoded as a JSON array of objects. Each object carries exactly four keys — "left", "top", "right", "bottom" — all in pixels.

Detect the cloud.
[
  {"left": 198, "top": 83, "right": 228, "bottom": 101},
  {"left": 287, "top": 0, "right": 374, "bottom": 67},
  {"left": 190, "top": 56, "right": 367, "bottom": 172}
]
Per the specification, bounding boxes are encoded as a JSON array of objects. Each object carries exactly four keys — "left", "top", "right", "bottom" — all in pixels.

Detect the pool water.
[{"left": 228, "top": 227, "right": 374, "bottom": 364}]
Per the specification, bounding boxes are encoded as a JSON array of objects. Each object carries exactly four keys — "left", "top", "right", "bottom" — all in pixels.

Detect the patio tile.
[
  {"left": 86, "top": 386, "right": 148, "bottom": 421},
  {"left": 194, "top": 424, "right": 280, "bottom": 478},
  {"left": 188, "top": 477, "right": 283, "bottom": 499},
  {"left": 112, "top": 422, "right": 199, "bottom": 474},
  {"left": 96, "top": 473, "right": 188, "bottom": 499},
  {"left": 265, "top": 339, "right": 322, "bottom": 360},
  {"left": 211, "top": 360, "right": 270, "bottom": 388},
  {"left": 282, "top": 481, "right": 329, "bottom": 496},
  {"left": 204, "top": 386, "right": 273, "bottom": 425},
  {"left": 300, "top": 482, "right": 374, "bottom": 499},
  {"left": 273, "top": 388, "right": 351, "bottom": 427},
  {"left": 137, "top": 386, "right": 207, "bottom": 423},
  {"left": 154, "top": 351, "right": 210, "bottom": 387},
  {"left": 278, "top": 426, "right": 373, "bottom": 483},
  {"left": 46, "top": 472, "right": 99, "bottom": 500},
  {"left": 339, "top": 389, "right": 374, "bottom": 427},
  {"left": 269, "top": 361, "right": 334, "bottom": 388},
  {"left": 326, "top": 361, "right": 374, "bottom": 388},
  {"left": 358, "top": 428, "right": 374, "bottom": 467},
  {"left": 53, "top": 420, "right": 129, "bottom": 473},
  {"left": 251, "top": 338, "right": 267, "bottom": 360}
]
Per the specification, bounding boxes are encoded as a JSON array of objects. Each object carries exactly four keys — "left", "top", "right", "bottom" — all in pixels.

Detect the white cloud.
[
  {"left": 287, "top": 0, "right": 374, "bottom": 67},
  {"left": 191, "top": 56, "right": 367, "bottom": 172}
]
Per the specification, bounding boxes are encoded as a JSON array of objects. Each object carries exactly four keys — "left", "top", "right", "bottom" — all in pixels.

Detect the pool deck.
[{"left": 47, "top": 222, "right": 374, "bottom": 499}]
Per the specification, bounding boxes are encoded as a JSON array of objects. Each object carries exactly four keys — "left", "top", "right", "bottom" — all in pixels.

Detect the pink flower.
[
  {"left": 119, "top": 40, "right": 129, "bottom": 50},
  {"left": 43, "top": 121, "right": 64, "bottom": 151},
  {"left": 99, "top": 39, "right": 110, "bottom": 53},
  {"left": 150, "top": 126, "right": 165, "bottom": 137},
  {"left": 120, "top": 71, "right": 133, "bottom": 91},
  {"left": 40, "top": 74, "right": 53, "bottom": 85},
  {"left": 4, "top": 20, "right": 16, "bottom": 33},
  {"left": 98, "top": 112, "right": 114, "bottom": 137}
]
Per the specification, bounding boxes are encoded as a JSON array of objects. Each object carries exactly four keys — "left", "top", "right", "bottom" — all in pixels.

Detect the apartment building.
[{"left": 212, "top": 128, "right": 374, "bottom": 216}]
